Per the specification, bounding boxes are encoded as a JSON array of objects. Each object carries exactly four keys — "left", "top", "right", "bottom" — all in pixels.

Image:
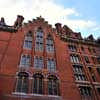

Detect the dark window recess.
[
  {"left": 79, "top": 86, "right": 92, "bottom": 96},
  {"left": 93, "top": 48, "right": 96, "bottom": 53},
  {"left": 16, "top": 72, "right": 29, "bottom": 93},
  {"left": 92, "top": 75, "right": 96, "bottom": 82},
  {"left": 48, "top": 75, "right": 60, "bottom": 96},
  {"left": 88, "top": 67, "right": 92, "bottom": 72},
  {"left": 88, "top": 67, "right": 96, "bottom": 82},
  {"left": 70, "top": 55, "right": 80, "bottom": 63},
  {"left": 73, "top": 65, "right": 87, "bottom": 81},
  {"left": 81, "top": 46, "right": 85, "bottom": 52},
  {"left": 97, "top": 68, "right": 100, "bottom": 74},
  {"left": 91, "top": 57, "right": 96, "bottom": 64},
  {"left": 68, "top": 45, "right": 77, "bottom": 52},
  {"left": 97, "top": 88, "right": 100, "bottom": 95},
  {"left": 88, "top": 47, "right": 92, "bottom": 53},
  {"left": 84, "top": 56, "right": 90, "bottom": 63},
  {"left": 97, "top": 57, "right": 100, "bottom": 64},
  {"left": 33, "top": 73, "right": 43, "bottom": 94}
]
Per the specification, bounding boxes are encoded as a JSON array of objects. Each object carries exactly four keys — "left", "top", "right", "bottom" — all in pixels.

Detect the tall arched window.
[
  {"left": 16, "top": 72, "right": 29, "bottom": 93},
  {"left": 20, "top": 55, "right": 31, "bottom": 67},
  {"left": 33, "top": 73, "right": 44, "bottom": 94},
  {"left": 35, "top": 28, "right": 43, "bottom": 51},
  {"left": 23, "top": 31, "right": 33, "bottom": 49},
  {"left": 48, "top": 75, "right": 60, "bottom": 95},
  {"left": 46, "top": 35, "right": 54, "bottom": 53}
]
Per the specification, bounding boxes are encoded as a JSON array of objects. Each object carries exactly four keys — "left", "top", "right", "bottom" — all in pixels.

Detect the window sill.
[
  {"left": 12, "top": 92, "right": 61, "bottom": 98},
  {"left": 75, "top": 80, "right": 90, "bottom": 84},
  {"left": 93, "top": 82, "right": 100, "bottom": 85},
  {"left": 23, "top": 47, "right": 32, "bottom": 50},
  {"left": 12, "top": 92, "right": 27, "bottom": 95},
  {"left": 19, "top": 65, "right": 30, "bottom": 68}
]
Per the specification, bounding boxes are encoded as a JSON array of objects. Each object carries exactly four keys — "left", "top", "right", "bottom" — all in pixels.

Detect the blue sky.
[
  {"left": 55, "top": 0, "right": 100, "bottom": 39},
  {"left": 0, "top": 0, "right": 100, "bottom": 39}
]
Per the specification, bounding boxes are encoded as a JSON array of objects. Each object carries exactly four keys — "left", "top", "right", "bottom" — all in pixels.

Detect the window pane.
[
  {"left": 47, "top": 59, "right": 56, "bottom": 72},
  {"left": 70, "top": 55, "right": 80, "bottom": 63},
  {"left": 34, "top": 56, "right": 43, "bottom": 69},
  {"left": 73, "top": 65, "right": 86, "bottom": 81},
  {"left": 48, "top": 76, "right": 59, "bottom": 95},
  {"left": 16, "top": 73, "right": 29, "bottom": 93},
  {"left": 35, "top": 30, "right": 43, "bottom": 51},
  {"left": 23, "top": 32, "right": 32, "bottom": 49},
  {"left": 46, "top": 37, "right": 54, "bottom": 53},
  {"left": 68, "top": 45, "right": 77, "bottom": 52},
  {"left": 33, "top": 74, "right": 43, "bottom": 94},
  {"left": 20, "top": 55, "right": 31, "bottom": 67}
]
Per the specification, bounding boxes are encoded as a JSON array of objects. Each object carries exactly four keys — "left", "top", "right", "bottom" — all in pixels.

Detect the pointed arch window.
[
  {"left": 23, "top": 31, "right": 33, "bottom": 49},
  {"left": 46, "top": 35, "right": 54, "bottom": 53},
  {"left": 16, "top": 72, "right": 29, "bottom": 93},
  {"left": 20, "top": 55, "right": 31, "bottom": 67},
  {"left": 33, "top": 73, "right": 44, "bottom": 94},
  {"left": 48, "top": 75, "right": 60, "bottom": 95},
  {"left": 35, "top": 28, "right": 43, "bottom": 51},
  {"left": 47, "top": 58, "right": 56, "bottom": 72}
]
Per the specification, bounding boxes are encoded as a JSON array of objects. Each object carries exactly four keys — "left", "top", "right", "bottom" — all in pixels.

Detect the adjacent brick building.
[{"left": 0, "top": 15, "right": 100, "bottom": 100}]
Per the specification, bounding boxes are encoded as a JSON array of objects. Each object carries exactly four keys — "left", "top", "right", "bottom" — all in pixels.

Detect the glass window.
[
  {"left": 68, "top": 45, "right": 77, "bottom": 52},
  {"left": 20, "top": 55, "right": 31, "bottom": 67},
  {"left": 70, "top": 54, "right": 80, "bottom": 63},
  {"left": 46, "top": 35, "right": 54, "bottom": 53},
  {"left": 79, "top": 86, "right": 92, "bottom": 96},
  {"left": 33, "top": 73, "right": 43, "bottom": 94},
  {"left": 35, "top": 28, "right": 43, "bottom": 51},
  {"left": 16, "top": 72, "right": 29, "bottom": 93},
  {"left": 73, "top": 65, "right": 86, "bottom": 81},
  {"left": 48, "top": 75, "right": 60, "bottom": 95},
  {"left": 34, "top": 56, "right": 43, "bottom": 69},
  {"left": 23, "top": 32, "right": 32, "bottom": 49},
  {"left": 88, "top": 67, "right": 97, "bottom": 82},
  {"left": 47, "top": 58, "right": 56, "bottom": 72},
  {"left": 84, "top": 56, "right": 90, "bottom": 63}
]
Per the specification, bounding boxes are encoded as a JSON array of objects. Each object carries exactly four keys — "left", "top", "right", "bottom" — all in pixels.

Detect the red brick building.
[{"left": 0, "top": 15, "right": 100, "bottom": 100}]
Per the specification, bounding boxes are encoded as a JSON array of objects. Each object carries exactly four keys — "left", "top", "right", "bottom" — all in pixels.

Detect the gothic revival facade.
[{"left": 0, "top": 15, "right": 100, "bottom": 100}]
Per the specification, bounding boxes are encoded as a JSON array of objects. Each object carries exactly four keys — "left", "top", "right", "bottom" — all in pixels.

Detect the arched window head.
[
  {"left": 48, "top": 75, "right": 60, "bottom": 95},
  {"left": 23, "top": 31, "right": 33, "bottom": 49},
  {"left": 35, "top": 27, "right": 43, "bottom": 51},
  {"left": 16, "top": 72, "right": 29, "bottom": 93},
  {"left": 46, "top": 34, "right": 54, "bottom": 53},
  {"left": 33, "top": 73, "right": 44, "bottom": 94}
]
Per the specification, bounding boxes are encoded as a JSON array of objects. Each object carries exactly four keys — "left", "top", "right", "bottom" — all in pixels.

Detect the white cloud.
[{"left": 0, "top": 0, "right": 99, "bottom": 37}]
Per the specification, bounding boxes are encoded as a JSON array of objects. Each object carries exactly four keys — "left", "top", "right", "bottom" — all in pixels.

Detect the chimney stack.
[
  {"left": 55, "top": 23, "right": 62, "bottom": 33},
  {"left": 0, "top": 17, "right": 6, "bottom": 26},
  {"left": 14, "top": 15, "right": 24, "bottom": 28}
]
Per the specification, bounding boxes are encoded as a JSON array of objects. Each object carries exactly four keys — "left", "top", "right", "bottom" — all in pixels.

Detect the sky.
[{"left": 0, "top": 0, "right": 100, "bottom": 39}]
